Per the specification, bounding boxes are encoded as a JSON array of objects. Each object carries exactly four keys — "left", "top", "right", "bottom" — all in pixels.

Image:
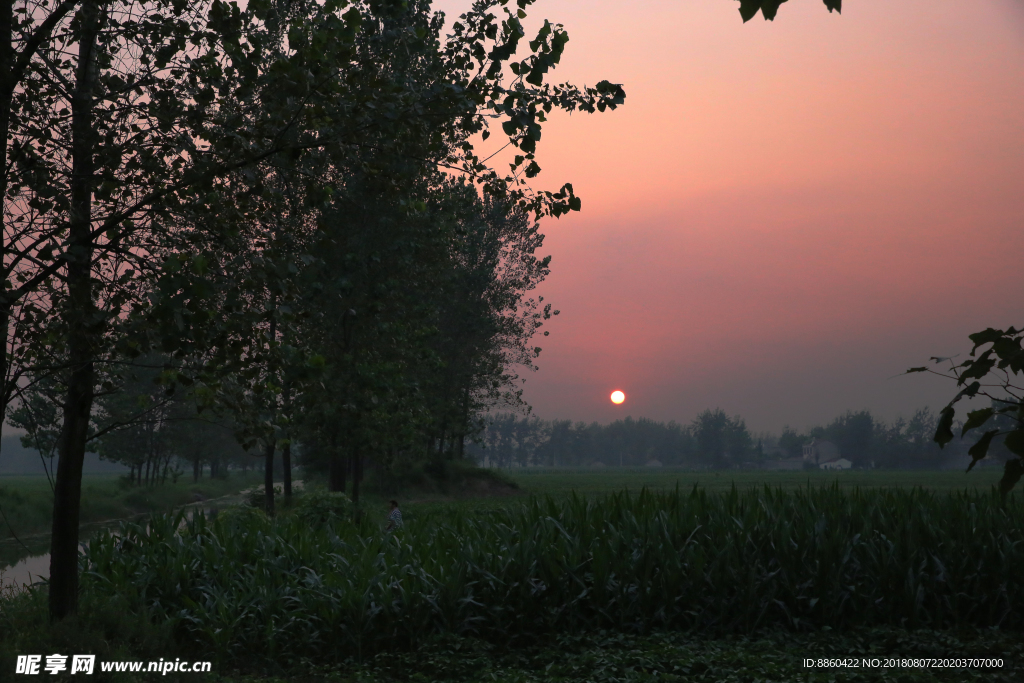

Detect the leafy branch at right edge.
[{"left": 906, "top": 327, "right": 1024, "bottom": 498}]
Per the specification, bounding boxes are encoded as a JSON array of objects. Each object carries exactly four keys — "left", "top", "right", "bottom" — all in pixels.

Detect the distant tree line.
[
  {"left": 469, "top": 409, "right": 754, "bottom": 469},
  {"left": 472, "top": 405, "right": 998, "bottom": 470},
  {"left": 777, "top": 408, "right": 947, "bottom": 469}
]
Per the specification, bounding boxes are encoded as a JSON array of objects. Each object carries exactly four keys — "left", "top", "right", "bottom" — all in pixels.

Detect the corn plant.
[{"left": 80, "top": 484, "right": 1024, "bottom": 668}]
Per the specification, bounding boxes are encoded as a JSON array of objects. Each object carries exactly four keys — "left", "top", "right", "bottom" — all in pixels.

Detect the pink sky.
[
  {"left": 436, "top": 0, "right": 1024, "bottom": 433},
  {"left": 435, "top": 0, "right": 1024, "bottom": 433}
]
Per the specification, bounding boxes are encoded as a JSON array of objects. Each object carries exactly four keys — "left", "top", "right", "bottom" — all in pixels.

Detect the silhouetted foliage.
[{"left": 908, "top": 326, "right": 1024, "bottom": 496}]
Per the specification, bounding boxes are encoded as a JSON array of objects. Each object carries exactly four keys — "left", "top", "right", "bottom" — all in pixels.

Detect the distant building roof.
[{"left": 803, "top": 438, "right": 840, "bottom": 463}]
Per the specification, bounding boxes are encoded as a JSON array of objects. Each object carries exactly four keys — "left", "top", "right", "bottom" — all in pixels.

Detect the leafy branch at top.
[{"left": 736, "top": 0, "right": 841, "bottom": 22}]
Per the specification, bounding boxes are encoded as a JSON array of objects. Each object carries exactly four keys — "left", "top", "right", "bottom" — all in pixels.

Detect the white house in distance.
[{"left": 803, "top": 438, "right": 852, "bottom": 470}]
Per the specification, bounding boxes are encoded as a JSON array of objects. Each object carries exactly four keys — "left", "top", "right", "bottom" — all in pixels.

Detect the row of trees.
[
  {"left": 778, "top": 408, "right": 950, "bottom": 469},
  {"left": 470, "top": 409, "right": 755, "bottom": 469},
  {"left": 2, "top": 0, "right": 624, "bottom": 619},
  {"left": 471, "top": 405, "right": 997, "bottom": 470},
  {"left": 9, "top": 355, "right": 249, "bottom": 485}
]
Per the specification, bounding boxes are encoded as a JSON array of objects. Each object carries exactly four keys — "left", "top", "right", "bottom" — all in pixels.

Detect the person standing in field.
[{"left": 385, "top": 500, "right": 403, "bottom": 532}]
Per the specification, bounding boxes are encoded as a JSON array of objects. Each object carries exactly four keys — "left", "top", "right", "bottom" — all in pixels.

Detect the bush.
[{"left": 294, "top": 489, "right": 354, "bottom": 528}]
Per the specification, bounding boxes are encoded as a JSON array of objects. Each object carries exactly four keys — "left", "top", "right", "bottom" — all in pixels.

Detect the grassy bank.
[{"left": 0, "top": 472, "right": 263, "bottom": 550}]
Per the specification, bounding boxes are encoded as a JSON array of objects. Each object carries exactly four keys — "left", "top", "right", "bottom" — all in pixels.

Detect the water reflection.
[
  {"left": 0, "top": 506, "right": 220, "bottom": 592},
  {"left": 1, "top": 552, "right": 48, "bottom": 590}
]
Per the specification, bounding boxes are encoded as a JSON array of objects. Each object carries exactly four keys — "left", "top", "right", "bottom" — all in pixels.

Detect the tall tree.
[{"left": 692, "top": 408, "right": 750, "bottom": 468}]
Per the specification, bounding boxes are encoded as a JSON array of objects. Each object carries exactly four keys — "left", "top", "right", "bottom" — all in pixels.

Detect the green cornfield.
[{"left": 81, "top": 484, "right": 1023, "bottom": 668}]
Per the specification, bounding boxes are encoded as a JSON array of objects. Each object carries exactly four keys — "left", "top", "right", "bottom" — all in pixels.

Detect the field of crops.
[
  {"left": 2, "top": 470, "right": 1021, "bottom": 680},
  {"left": 504, "top": 467, "right": 1006, "bottom": 497},
  {"left": 8, "top": 482, "right": 1022, "bottom": 670}
]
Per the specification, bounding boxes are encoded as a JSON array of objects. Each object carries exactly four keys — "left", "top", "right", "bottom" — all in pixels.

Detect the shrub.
[{"left": 294, "top": 490, "right": 354, "bottom": 528}]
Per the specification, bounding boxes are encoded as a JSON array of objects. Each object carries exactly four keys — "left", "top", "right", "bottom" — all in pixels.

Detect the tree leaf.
[
  {"left": 951, "top": 381, "right": 981, "bottom": 403},
  {"left": 737, "top": 0, "right": 762, "bottom": 22},
  {"left": 999, "top": 457, "right": 1023, "bottom": 500},
  {"left": 934, "top": 405, "right": 955, "bottom": 448},
  {"left": 1005, "top": 429, "right": 1024, "bottom": 457},
  {"left": 961, "top": 408, "right": 994, "bottom": 437},
  {"left": 958, "top": 350, "right": 996, "bottom": 382},
  {"left": 760, "top": 0, "right": 784, "bottom": 20},
  {"left": 966, "top": 430, "right": 999, "bottom": 472},
  {"left": 968, "top": 327, "right": 1006, "bottom": 347},
  {"left": 991, "top": 336, "right": 1022, "bottom": 362}
]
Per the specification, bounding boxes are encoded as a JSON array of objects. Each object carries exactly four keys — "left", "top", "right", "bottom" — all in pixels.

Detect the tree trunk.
[
  {"left": 49, "top": 360, "right": 93, "bottom": 620},
  {"left": 282, "top": 441, "right": 292, "bottom": 501},
  {"left": 0, "top": 306, "right": 10, "bottom": 468},
  {"left": 328, "top": 455, "right": 345, "bottom": 492},
  {"left": 48, "top": 0, "right": 102, "bottom": 620},
  {"left": 328, "top": 454, "right": 347, "bottom": 492},
  {"left": 328, "top": 429, "right": 346, "bottom": 493},
  {"left": 263, "top": 295, "right": 278, "bottom": 513},
  {"left": 282, "top": 380, "right": 292, "bottom": 501},
  {"left": 457, "top": 385, "right": 470, "bottom": 460},
  {"left": 351, "top": 449, "right": 361, "bottom": 506},
  {"left": 263, "top": 440, "right": 275, "bottom": 516},
  {"left": 193, "top": 458, "right": 200, "bottom": 483},
  {"left": 0, "top": 0, "right": 12, "bottom": 199}
]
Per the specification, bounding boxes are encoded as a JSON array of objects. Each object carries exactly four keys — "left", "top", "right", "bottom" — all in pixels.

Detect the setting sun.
[{"left": 610, "top": 390, "right": 625, "bottom": 405}]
